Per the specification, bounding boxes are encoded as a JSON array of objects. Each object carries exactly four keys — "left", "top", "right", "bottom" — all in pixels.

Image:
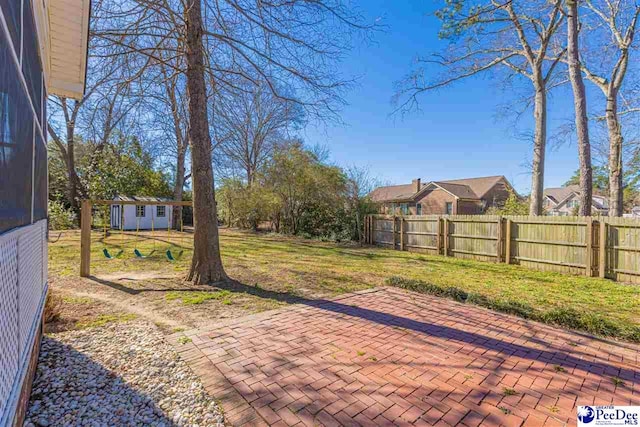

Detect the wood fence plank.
[
  {"left": 496, "top": 216, "right": 503, "bottom": 263},
  {"left": 365, "top": 214, "right": 639, "bottom": 282},
  {"left": 505, "top": 219, "right": 512, "bottom": 264},
  {"left": 443, "top": 218, "right": 449, "bottom": 256},
  {"left": 599, "top": 220, "right": 607, "bottom": 279},
  {"left": 585, "top": 219, "right": 593, "bottom": 277}
]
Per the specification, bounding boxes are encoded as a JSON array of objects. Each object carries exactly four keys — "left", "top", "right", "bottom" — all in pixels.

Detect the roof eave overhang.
[
  {"left": 384, "top": 198, "right": 414, "bottom": 203},
  {"left": 46, "top": 0, "right": 91, "bottom": 100}
]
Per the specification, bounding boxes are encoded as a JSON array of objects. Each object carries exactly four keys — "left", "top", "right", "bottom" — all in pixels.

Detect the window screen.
[
  {"left": 157, "top": 206, "right": 166, "bottom": 217},
  {"left": 0, "top": 0, "right": 21, "bottom": 53},
  {"left": 0, "top": 33, "right": 34, "bottom": 233},
  {"left": 33, "top": 136, "right": 47, "bottom": 221},
  {"left": 21, "top": 0, "right": 43, "bottom": 118}
]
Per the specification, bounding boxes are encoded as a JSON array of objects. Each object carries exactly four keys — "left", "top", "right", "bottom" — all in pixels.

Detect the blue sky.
[{"left": 302, "top": 0, "right": 589, "bottom": 194}]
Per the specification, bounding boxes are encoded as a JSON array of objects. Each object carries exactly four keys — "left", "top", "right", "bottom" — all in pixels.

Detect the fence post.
[
  {"left": 496, "top": 216, "right": 503, "bottom": 263},
  {"left": 599, "top": 220, "right": 607, "bottom": 278},
  {"left": 443, "top": 217, "right": 449, "bottom": 256},
  {"left": 504, "top": 218, "right": 512, "bottom": 264},
  {"left": 371, "top": 216, "right": 375, "bottom": 244},
  {"left": 392, "top": 215, "right": 397, "bottom": 249},
  {"left": 400, "top": 217, "right": 405, "bottom": 251},
  {"left": 585, "top": 218, "right": 593, "bottom": 277},
  {"left": 364, "top": 215, "right": 369, "bottom": 244},
  {"left": 80, "top": 200, "right": 92, "bottom": 277}
]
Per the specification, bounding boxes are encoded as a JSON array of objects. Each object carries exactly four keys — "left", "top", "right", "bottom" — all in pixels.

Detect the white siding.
[{"left": 111, "top": 205, "right": 174, "bottom": 230}]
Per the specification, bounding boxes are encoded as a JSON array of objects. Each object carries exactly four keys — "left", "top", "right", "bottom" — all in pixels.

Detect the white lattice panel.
[
  {"left": 0, "top": 220, "right": 47, "bottom": 425},
  {"left": 0, "top": 234, "right": 19, "bottom": 418},
  {"left": 18, "top": 224, "right": 43, "bottom": 355},
  {"left": 42, "top": 222, "right": 48, "bottom": 286}
]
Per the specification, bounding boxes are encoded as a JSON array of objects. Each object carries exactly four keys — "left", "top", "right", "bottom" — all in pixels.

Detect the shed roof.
[{"left": 114, "top": 196, "right": 173, "bottom": 203}]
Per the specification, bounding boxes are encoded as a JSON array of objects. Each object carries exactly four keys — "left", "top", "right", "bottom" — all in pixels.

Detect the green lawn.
[{"left": 49, "top": 228, "right": 640, "bottom": 340}]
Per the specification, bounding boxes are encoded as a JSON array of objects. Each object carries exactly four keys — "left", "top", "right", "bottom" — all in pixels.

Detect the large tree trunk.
[
  {"left": 529, "top": 75, "right": 547, "bottom": 216},
  {"left": 185, "top": 0, "right": 227, "bottom": 284},
  {"left": 567, "top": 0, "right": 592, "bottom": 216},
  {"left": 606, "top": 90, "right": 624, "bottom": 217}
]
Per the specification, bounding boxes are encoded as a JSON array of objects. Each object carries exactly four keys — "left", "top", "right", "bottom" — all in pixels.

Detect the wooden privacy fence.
[{"left": 364, "top": 214, "right": 640, "bottom": 284}]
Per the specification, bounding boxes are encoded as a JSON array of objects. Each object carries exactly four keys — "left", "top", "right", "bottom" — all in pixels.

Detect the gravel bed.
[{"left": 25, "top": 322, "right": 225, "bottom": 427}]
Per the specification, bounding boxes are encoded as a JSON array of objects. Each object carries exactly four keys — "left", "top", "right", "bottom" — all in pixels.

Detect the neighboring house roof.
[
  {"left": 368, "top": 184, "right": 419, "bottom": 202},
  {"left": 114, "top": 196, "right": 172, "bottom": 203},
  {"left": 439, "top": 176, "right": 507, "bottom": 199},
  {"left": 544, "top": 185, "right": 609, "bottom": 211},
  {"left": 370, "top": 175, "right": 511, "bottom": 203},
  {"left": 544, "top": 185, "right": 579, "bottom": 205},
  {"left": 432, "top": 182, "right": 478, "bottom": 199},
  {"left": 592, "top": 195, "right": 609, "bottom": 210}
]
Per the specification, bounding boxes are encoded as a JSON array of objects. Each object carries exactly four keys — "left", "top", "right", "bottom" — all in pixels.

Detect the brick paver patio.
[{"left": 170, "top": 287, "right": 640, "bottom": 426}]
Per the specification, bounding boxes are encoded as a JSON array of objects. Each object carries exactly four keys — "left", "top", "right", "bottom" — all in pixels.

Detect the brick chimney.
[{"left": 412, "top": 178, "right": 421, "bottom": 193}]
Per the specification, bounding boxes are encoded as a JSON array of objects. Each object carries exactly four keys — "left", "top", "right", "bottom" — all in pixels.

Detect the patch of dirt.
[
  {"left": 45, "top": 292, "right": 121, "bottom": 333},
  {"left": 47, "top": 272, "right": 286, "bottom": 334}
]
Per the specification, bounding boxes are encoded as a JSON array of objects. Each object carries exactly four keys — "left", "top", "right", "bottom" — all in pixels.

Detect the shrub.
[
  {"left": 541, "top": 309, "right": 621, "bottom": 337},
  {"left": 491, "top": 300, "right": 535, "bottom": 319},
  {"left": 443, "top": 287, "right": 469, "bottom": 303},
  {"left": 624, "top": 326, "right": 640, "bottom": 343},
  {"left": 48, "top": 200, "right": 77, "bottom": 230},
  {"left": 43, "top": 292, "right": 63, "bottom": 323}
]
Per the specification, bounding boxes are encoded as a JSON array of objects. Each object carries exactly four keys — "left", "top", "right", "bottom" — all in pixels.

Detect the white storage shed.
[{"left": 110, "top": 196, "right": 174, "bottom": 231}]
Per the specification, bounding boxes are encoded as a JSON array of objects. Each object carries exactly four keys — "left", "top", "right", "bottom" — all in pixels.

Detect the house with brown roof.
[
  {"left": 543, "top": 185, "right": 609, "bottom": 216},
  {"left": 369, "top": 176, "right": 515, "bottom": 215}
]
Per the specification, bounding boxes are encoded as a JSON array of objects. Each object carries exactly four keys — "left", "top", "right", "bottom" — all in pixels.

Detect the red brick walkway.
[{"left": 169, "top": 288, "right": 640, "bottom": 426}]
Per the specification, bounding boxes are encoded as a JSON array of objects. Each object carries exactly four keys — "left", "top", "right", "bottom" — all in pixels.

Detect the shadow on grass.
[
  {"left": 87, "top": 270, "right": 639, "bottom": 381},
  {"left": 252, "top": 286, "right": 639, "bottom": 376},
  {"left": 87, "top": 276, "right": 198, "bottom": 295}
]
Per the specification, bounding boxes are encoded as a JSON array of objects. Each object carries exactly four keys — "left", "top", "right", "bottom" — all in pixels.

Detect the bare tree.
[
  {"left": 567, "top": 0, "right": 592, "bottom": 215},
  {"left": 48, "top": 98, "right": 86, "bottom": 213},
  {"left": 145, "top": 59, "right": 191, "bottom": 229},
  {"left": 215, "top": 83, "right": 304, "bottom": 186},
  {"left": 345, "top": 165, "right": 379, "bottom": 245},
  {"left": 93, "top": 0, "right": 372, "bottom": 284},
  {"left": 48, "top": 72, "right": 129, "bottom": 212},
  {"left": 579, "top": 1, "right": 640, "bottom": 216},
  {"left": 181, "top": 0, "right": 226, "bottom": 283},
  {"left": 395, "top": 0, "right": 565, "bottom": 215},
  {"left": 48, "top": 1, "right": 148, "bottom": 213}
]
